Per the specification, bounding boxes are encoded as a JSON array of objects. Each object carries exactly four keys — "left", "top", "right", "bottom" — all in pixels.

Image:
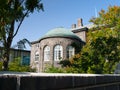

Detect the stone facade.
[
  {"left": 72, "top": 27, "right": 88, "bottom": 42},
  {"left": 31, "top": 19, "right": 88, "bottom": 72},
  {"left": 31, "top": 36, "right": 82, "bottom": 72}
]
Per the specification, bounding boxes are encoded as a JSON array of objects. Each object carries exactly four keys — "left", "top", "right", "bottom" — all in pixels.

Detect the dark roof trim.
[
  {"left": 0, "top": 47, "right": 30, "bottom": 52},
  {"left": 31, "top": 36, "right": 82, "bottom": 44},
  {"left": 72, "top": 27, "right": 88, "bottom": 33}
]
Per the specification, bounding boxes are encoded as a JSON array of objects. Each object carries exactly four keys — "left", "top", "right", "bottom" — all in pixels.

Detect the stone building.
[{"left": 31, "top": 19, "right": 88, "bottom": 72}]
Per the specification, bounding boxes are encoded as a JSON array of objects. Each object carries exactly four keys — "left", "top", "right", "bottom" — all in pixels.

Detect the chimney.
[
  {"left": 71, "top": 24, "right": 76, "bottom": 29},
  {"left": 77, "top": 18, "right": 83, "bottom": 27}
]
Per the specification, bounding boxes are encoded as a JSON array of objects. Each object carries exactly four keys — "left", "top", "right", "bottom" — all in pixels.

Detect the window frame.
[
  {"left": 67, "top": 46, "right": 75, "bottom": 59},
  {"left": 54, "top": 44, "right": 63, "bottom": 61},
  {"left": 44, "top": 46, "right": 50, "bottom": 61},
  {"left": 35, "top": 51, "right": 39, "bottom": 62}
]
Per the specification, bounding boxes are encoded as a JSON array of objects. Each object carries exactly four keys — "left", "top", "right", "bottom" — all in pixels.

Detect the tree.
[
  {"left": 60, "top": 28, "right": 119, "bottom": 74},
  {"left": 82, "top": 30, "right": 119, "bottom": 73},
  {"left": 90, "top": 6, "right": 120, "bottom": 38},
  {"left": 60, "top": 6, "right": 120, "bottom": 74},
  {"left": 0, "top": 0, "right": 43, "bottom": 70},
  {"left": 88, "top": 6, "right": 120, "bottom": 73}
]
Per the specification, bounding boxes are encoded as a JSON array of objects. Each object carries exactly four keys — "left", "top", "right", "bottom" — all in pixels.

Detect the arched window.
[
  {"left": 35, "top": 51, "right": 39, "bottom": 61},
  {"left": 54, "top": 45, "right": 63, "bottom": 61},
  {"left": 44, "top": 46, "right": 50, "bottom": 61},
  {"left": 67, "top": 46, "right": 75, "bottom": 59}
]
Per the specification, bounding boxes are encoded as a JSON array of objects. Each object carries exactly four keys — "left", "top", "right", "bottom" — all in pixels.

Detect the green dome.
[{"left": 41, "top": 27, "right": 81, "bottom": 40}]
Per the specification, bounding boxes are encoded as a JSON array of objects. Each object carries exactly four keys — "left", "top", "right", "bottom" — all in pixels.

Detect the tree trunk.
[
  {"left": 2, "top": 20, "right": 14, "bottom": 71},
  {"left": 2, "top": 45, "right": 11, "bottom": 71},
  {"left": 2, "top": 53, "right": 9, "bottom": 71}
]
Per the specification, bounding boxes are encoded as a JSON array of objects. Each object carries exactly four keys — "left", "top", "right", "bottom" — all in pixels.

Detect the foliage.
[
  {"left": 87, "top": 6, "right": 120, "bottom": 73},
  {"left": 0, "top": 0, "right": 43, "bottom": 70},
  {"left": 0, "top": 61, "right": 3, "bottom": 70},
  {"left": 60, "top": 31, "right": 119, "bottom": 74},
  {"left": 59, "top": 59, "right": 72, "bottom": 67},
  {"left": 44, "top": 66, "right": 64, "bottom": 73},
  {"left": 90, "top": 6, "right": 120, "bottom": 37},
  {"left": 9, "top": 57, "right": 35, "bottom": 72},
  {"left": 60, "top": 6, "right": 120, "bottom": 74},
  {"left": 71, "top": 42, "right": 83, "bottom": 53}
]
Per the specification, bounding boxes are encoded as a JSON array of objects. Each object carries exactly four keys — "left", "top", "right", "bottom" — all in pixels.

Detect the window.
[
  {"left": 35, "top": 51, "right": 39, "bottom": 61},
  {"left": 44, "top": 46, "right": 50, "bottom": 61},
  {"left": 67, "top": 46, "right": 75, "bottom": 59},
  {"left": 54, "top": 45, "right": 63, "bottom": 61}
]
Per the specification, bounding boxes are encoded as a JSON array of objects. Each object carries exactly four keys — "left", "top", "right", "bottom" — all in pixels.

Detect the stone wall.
[
  {"left": 72, "top": 27, "right": 88, "bottom": 42},
  {"left": 1, "top": 72, "right": 120, "bottom": 90},
  {"left": 31, "top": 37, "right": 82, "bottom": 72}
]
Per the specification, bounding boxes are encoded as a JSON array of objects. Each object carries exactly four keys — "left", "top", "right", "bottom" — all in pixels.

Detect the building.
[
  {"left": 0, "top": 47, "right": 30, "bottom": 65},
  {"left": 31, "top": 18, "right": 88, "bottom": 72}
]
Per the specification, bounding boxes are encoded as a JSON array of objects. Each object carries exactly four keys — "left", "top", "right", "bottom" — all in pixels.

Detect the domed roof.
[{"left": 41, "top": 27, "right": 81, "bottom": 40}]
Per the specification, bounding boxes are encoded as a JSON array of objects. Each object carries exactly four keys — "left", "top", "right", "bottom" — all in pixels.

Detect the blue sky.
[{"left": 12, "top": 0, "right": 120, "bottom": 50}]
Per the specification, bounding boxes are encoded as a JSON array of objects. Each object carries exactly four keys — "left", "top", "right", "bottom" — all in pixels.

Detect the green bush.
[
  {"left": 45, "top": 66, "right": 64, "bottom": 73},
  {"left": 9, "top": 57, "right": 35, "bottom": 72},
  {"left": 0, "top": 61, "right": 3, "bottom": 70}
]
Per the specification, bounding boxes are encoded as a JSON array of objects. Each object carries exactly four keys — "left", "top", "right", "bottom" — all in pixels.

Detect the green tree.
[
  {"left": 88, "top": 6, "right": 120, "bottom": 73},
  {"left": 60, "top": 6, "right": 120, "bottom": 74},
  {"left": 0, "top": 0, "right": 43, "bottom": 70},
  {"left": 82, "top": 30, "right": 119, "bottom": 74}
]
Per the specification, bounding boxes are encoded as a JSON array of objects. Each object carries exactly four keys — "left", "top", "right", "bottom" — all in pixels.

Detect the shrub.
[
  {"left": 0, "top": 61, "right": 3, "bottom": 70},
  {"left": 9, "top": 57, "right": 35, "bottom": 72},
  {"left": 45, "top": 66, "right": 64, "bottom": 73}
]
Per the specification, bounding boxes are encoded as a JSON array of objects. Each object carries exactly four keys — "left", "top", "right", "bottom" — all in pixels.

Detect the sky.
[{"left": 12, "top": 0, "right": 120, "bottom": 50}]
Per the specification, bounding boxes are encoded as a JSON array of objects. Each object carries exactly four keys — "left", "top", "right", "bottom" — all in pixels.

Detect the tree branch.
[{"left": 13, "top": 10, "right": 29, "bottom": 38}]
